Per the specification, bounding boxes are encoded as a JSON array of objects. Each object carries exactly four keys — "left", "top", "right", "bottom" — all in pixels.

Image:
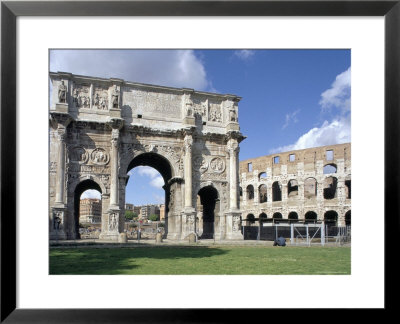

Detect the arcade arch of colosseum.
[
  {"left": 49, "top": 72, "right": 245, "bottom": 241},
  {"left": 239, "top": 143, "right": 351, "bottom": 227}
]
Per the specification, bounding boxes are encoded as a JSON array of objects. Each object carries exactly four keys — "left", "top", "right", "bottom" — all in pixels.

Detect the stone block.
[
  {"left": 155, "top": 232, "right": 163, "bottom": 243},
  {"left": 55, "top": 103, "right": 69, "bottom": 113},
  {"left": 187, "top": 233, "right": 197, "bottom": 243},
  {"left": 118, "top": 232, "right": 127, "bottom": 243}
]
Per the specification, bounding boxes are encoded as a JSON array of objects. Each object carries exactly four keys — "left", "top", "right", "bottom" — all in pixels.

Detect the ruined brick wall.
[{"left": 239, "top": 143, "right": 351, "bottom": 226}]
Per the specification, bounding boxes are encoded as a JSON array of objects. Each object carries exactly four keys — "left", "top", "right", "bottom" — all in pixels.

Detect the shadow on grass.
[{"left": 49, "top": 245, "right": 228, "bottom": 275}]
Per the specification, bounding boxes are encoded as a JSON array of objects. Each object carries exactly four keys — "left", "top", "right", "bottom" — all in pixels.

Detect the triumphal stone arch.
[{"left": 49, "top": 72, "right": 245, "bottom": 241}]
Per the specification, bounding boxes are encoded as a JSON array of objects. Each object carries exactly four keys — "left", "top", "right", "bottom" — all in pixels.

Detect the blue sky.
[{"left": 50, "top": 49, "right": 351, "bottom": 204}]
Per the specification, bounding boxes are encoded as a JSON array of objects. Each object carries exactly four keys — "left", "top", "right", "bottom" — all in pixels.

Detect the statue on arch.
[{"left": 58, "top": 81, "right": 67, "bottom": 103}]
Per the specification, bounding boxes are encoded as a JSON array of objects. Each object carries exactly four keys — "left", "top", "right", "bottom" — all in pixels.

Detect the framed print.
[{"left": 1, "top": 0, "right": 398, "bottom": 322}]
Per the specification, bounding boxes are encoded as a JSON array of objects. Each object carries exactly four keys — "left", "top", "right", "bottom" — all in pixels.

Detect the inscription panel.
[{"left": 122, "top": 88, "right": 182, "bottom": 118}]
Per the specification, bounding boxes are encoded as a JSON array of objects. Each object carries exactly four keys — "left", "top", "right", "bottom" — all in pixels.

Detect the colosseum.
[{"left": 239, "top": 143, "right": 351, "bottom": 231}]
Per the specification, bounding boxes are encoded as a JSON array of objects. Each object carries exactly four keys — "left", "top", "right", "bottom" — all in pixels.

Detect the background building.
[
  {"left": 239, "top": 143, "right": 351, "bottom": 227},
  {"left": 159, "top": 204, "right": 165, "bottom": 221},
  {"left": 139, "top": 204, "right": 160, "bottom": 220},
  {"left": 79, "top": 198, "right": 102, "bottom": 224}
]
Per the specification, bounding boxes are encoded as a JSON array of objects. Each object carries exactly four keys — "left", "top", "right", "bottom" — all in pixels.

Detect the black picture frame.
[{"left": 1, "top": 1, "right": 398, "bottom": 322}]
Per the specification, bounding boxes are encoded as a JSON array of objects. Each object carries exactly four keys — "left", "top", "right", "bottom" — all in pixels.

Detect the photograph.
[
  {"left": 2, "top": 1, "right": 396, "bottom": 319},
  {"left": 49, "top": 49, "right": 351, "bottom": 275}
]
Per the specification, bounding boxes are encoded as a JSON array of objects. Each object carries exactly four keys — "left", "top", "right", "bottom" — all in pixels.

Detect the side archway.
[
  {"left": 198, "top": 185, "right": 219, "bottom": 239},
  {"left": 73, "top": 179, "right": 103, "bottom": 239}
]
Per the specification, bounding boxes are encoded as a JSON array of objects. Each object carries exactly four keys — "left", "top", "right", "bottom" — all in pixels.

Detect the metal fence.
[{"left": 242, "top": 223, "right": 351, "bottom": 246}]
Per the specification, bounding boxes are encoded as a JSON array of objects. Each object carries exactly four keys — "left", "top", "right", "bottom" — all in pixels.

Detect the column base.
[
  {"left": 225, "top": 211, "right": 244, "bottom": 240},
  {"left": 50, "top": 206, "right": 67, "bottom": 240},
  {"left": 49, "top": 231, "right": 67, "bottom": 241},
  {"left": 99, "top": 232, "right": 120, "bottom": 241},
  {"left": 166, "top": 233, "right": 182, "bottom": 241},
  {"left": 181, "top": 209, "right": 197, "bottom": 239}
]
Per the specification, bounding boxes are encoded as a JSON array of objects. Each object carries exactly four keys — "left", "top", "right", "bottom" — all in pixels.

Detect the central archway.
[
  {"left": 197, "top": 185, "right": 219, "bottom": 239},
  {"left": 125, "top": 152, "right": 174, "bottom": 238}
]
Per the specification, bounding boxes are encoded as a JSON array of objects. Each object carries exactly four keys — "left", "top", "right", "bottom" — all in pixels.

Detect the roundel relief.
[
  {"left": 194, "top": 156, "right": 208, "bottom": 173},
  {"left": 91, "top": 148, "right": 109, "bottom": 165},
  {"left": 70, "top": 146, "right": 89, "bottom": 164},
  {"left": 209, "top": 157, "right": 225, "bottom": 173}
]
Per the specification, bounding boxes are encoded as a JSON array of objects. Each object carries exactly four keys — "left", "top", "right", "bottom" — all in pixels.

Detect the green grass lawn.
[{"left": 49, "top": 245, "right": 350, "bottom": 275}]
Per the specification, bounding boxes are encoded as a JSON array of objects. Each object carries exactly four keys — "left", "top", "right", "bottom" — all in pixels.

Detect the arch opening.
[
  {"left": 288, "top": 211, "right": 298, "bottom": 221},
  {"left": 323, "top": 163, "right": 337, "bottom": 174},
  {"left": 305, "top": 211, "right": 318, "bottom": 222},
  {"left": 259, "top": 184, "right": 268, "bottom": 203},
  {"left": 259, "top": 172, "right": 267, "bottom": 181},
  {"left": 246, "top": 213, "right": 256, "bottom": 225},
  {"left": 125, "top": 152, "right": 173, "bottom": 236},
  {"left": 324, "top": 210, "right": 338, "bottom": 225},
  {"left": 246, "top": 185, "right": 254, "bottom": 201},
  {"left": 345, "top": 210, "right": 351, "bottom": 225},
  {"left": 74, "top": 179, "right": 102, "bottom": 239},
  {"left": 288, "top": 179, "right": 298, "bottom": 198},
  {"left": 272, "top": 181, "right": 282, "bottom": 201},
  {"left": 323, "top": 176, "right": 338, "bottom": 199},
  {"left": 345, "top": 179, "right": 351, "bottom": 199},
  {"left": 198, "top": 185, "right": 219, "bottom": 239},
  {"left": 272, "top": 212, "right": 283, "bottom": 221},
  {"left": 259, "top": 212, "right": 268, "bottom": 223}
]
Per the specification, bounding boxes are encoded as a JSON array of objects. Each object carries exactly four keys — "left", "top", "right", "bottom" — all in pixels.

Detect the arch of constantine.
[
  {"left": 49, "top": 72, "right": 245, "bottom": 241},
  {"left": 239, "top": 143, "right": 351, "bottom": 227}
]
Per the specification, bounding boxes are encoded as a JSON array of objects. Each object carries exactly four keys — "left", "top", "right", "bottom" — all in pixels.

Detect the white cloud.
[
  {"left": 136, "top": 166, "right": 165, "bottom": 189},
  {"left": 234, "top": 50, "right": 255, "bottom": 60},
  {"left": 80, "top": 189, "right": 101, "bottom": 199},
  {"left": 282, "top": 109, "right": 300, "bottom": 129},
  {"left": 137, "top": 166, "right": 159, "bottom": 178},
  {"left": 319, "top": 67, "right": 351, "bottom": 113},
  {"left": 272, "top": 67, "right": 351, "bottom": 153},
  {"left": 50, "top": 49, "right": 211, "bottom": 91},
  {"left": 271, "top": 116, "right": 351, "bottom": 153},
  {"left": 150, "top": 176, "right": 164, "bottom": 189}
]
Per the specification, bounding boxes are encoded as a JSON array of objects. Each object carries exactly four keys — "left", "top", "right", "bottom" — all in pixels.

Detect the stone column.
[
  {"left": 55, "top": 126, "right": 66, "bottom": 205},
  {"left": 228, "top": 138, "right": 239, "bottom": 211},
  {"left": 49, "top": 112, "right": 71, "bottom": 240},
  {"left": 110, "top": 128, "right": 120, "bottom": 208},
  {"left": 100, "top": 118, "right": 123, "bottom": 241},
  {"left": 225, "top": 137, "right": 243, "bottom": 240},
  {"left": 183, "top": 134, "right": 193, "bottom": 209},
  {"left": 182, "top": 134, "right": 196, "bottom": 239}
]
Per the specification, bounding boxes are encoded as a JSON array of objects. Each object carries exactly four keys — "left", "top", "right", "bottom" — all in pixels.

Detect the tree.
[
  {"left": 125, "top": 210, "right": 137, "bottom": 221},
  {"left": 149, "top": 214, "right": 159, "bottom": 222}
]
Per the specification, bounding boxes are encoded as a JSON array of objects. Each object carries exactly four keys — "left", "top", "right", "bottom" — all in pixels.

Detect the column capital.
[
  {"left": 225, "top": 130, "right": 246, "bottom": 144},
  {"left": 108, "top": 117, "right": 124, "bottom": 130},
  {"left": 50, "top": 112, "right": 72, "bottom": 129},
  {"left": 56, "top": 127, "right": 67, "bottom": 142}
]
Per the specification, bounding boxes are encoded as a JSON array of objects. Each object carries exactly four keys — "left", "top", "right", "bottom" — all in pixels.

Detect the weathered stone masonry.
[
  {"left": 49, "top": 72, "right": 245, "bottom": 241},
  {"left": 239, "top": 143, "right": 351, "bottom": 227}
]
